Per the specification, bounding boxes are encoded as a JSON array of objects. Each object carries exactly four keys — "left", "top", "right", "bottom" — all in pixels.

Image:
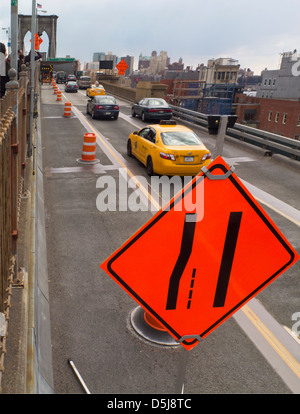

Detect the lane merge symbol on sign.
[{"left": 100, "top": 156, "right": 299, "bottom": 350}]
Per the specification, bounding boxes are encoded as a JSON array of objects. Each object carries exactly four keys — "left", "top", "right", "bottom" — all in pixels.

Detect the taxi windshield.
[{"left": 161, "top": 131, "right": 202, "bottom": 146}]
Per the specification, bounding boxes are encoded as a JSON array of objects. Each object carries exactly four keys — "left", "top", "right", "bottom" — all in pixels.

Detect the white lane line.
[
  {"left": 118, "top": 111, "right": 140, "bottom": 128},
  {"left": 241, "top": 179, "right": 300, "bottom": 227},
  {"left": 223, "top": 156, "right": 256, "bottom": 165},
  {"left": 234, "top": 300, "right": 300, "bottom": 394}
]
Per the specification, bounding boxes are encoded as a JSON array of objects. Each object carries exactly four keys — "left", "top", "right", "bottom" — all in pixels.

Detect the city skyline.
[{"left": 1, "top": 0, "right": 300, "bottom": 75}]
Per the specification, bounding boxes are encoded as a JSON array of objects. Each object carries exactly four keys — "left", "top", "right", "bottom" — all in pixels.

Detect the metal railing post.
[
  {"left": 10, "top": 0, "right": 18, "bottom": 74},
  {"left": 214, "top": 115, "right": 228, "bottom": 158},
  {"left": 5, "top": 68, "right": 19, "bottom": 270},
  {"left": 27, "top": 0, "right": 36, "bottom": 158}
]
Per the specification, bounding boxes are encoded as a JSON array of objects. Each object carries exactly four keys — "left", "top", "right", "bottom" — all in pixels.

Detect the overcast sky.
[{"left": 1, "top": 0, "right": 300, "bottom": 74}]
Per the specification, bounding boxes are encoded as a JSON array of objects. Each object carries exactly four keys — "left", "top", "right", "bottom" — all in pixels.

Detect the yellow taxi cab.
[
  {"left": 86, "top": 84, "right": 106, "bottom": 97},
  {"left": 127, "top": 120, "right": 211, "bottom": 176}
]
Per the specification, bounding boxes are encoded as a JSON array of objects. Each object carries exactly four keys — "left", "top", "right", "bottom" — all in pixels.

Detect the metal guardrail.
[{"left": 170, "top": 105, "right": 300, "bottom": 161}]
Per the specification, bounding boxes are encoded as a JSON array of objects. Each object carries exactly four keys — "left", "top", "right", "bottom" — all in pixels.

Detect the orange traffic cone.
[
  {"left": 53, "top": 85, "right": 58, "bottom": 95},
  {"left": 77, "top": 133, "right": 99, "bottom": 164},
  {"left": 81, "top": 133, "right": 96, "bottom": 162},
  {"left": 143, "top": 312, "right": 167, "bottom": 332},
  {"left": 56, "top": 90, "right": 62, "bottom": 101},
  {"left": 130, "top": 306, "right": 179, "bottom": 346},
  {"left": 64, "top": 101, "right": 72, "bottom": 117}
]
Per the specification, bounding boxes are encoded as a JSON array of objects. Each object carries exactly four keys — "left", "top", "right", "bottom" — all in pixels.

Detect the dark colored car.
[
  {"left": 131, "top": 98, "right": 172, "bottom": 122},
  {"left": 56, "top": 71, "right": 67, "bottom": 83},
  {"left": 66, "top": 74, "right": 77, "bottom": 82},
  {"left": 87, "top": 95, "right": 119, "bottom": 120},
  {"left": 65, "top": 81, "right": 78, "bottom": 93}
]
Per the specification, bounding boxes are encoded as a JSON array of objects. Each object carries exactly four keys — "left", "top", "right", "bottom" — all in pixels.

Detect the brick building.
[
  {"left": 234, "top": 51, "right": 300, "bottom": 140},
  {"left": 234, "top": 93, "right": 300, "bottom": 140}
]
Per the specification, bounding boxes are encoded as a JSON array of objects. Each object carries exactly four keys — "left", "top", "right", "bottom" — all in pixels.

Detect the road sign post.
[
  {"left": 100, "top": 157, "right": 299, "bottom": 350},
  {"left": 213, "top": 115, "right": 227, "bottom": 158},
  {"left": 28, "top": 0, "right": 37, "bottom": 158},
  {"left": 10, "top": 0, "right": 18, "bottom": 73}
]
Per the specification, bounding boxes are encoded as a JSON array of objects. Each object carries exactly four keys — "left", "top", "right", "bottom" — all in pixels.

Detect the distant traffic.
[{"left": 52, "top": 70, "right": 212, "bottom": 176}]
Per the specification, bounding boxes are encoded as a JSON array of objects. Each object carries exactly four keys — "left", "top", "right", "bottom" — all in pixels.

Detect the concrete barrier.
[
  {"left": 98, "top": 80, "right": 168, "bottom": 103},
  {"left": 99, "top": 81, "right": 136, "bottom": 102}
]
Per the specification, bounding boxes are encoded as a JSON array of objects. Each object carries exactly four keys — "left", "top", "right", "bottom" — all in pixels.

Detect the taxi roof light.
[{"left": 159, "top": 120, "right": 176, "bottom": 126}]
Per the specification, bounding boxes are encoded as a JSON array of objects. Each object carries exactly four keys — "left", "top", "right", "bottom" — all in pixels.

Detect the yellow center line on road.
[
  {"left": 71, "top": 104, "right": 161, "bottom": 212},
  {"left": 253, "top": 196, "right": 300, "bottom": 227},
  {"left": 242, "top": 304, "right": 300, "bottom": 379}
]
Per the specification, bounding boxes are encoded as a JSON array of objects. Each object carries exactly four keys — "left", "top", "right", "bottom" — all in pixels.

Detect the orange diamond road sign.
[
  {"left": 31, "top": 33, "right": 43, "bottom": 50},
  {"left": 100, "top": 157, "right": 299, "bottom": 350},
  {"left": 116, "top": 59, "right": 128, "bottom": 75}
]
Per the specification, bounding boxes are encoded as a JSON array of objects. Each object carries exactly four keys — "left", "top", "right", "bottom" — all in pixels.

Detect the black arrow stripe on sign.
[
  {"left": 166, "top": 214, "right": 197, "bottom": 310},
  {"left": 213, "top": 211, "right": 243, "bottom": 308}
]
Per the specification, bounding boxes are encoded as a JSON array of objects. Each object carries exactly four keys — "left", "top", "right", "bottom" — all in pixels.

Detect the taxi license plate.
[{"left": 184, "top": 156, "right": 194, "bottom": 162}]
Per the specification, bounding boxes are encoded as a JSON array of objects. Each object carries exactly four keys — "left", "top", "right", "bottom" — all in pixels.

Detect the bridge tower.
[{"left": 18, "top": 14, "right": 58, "bottom": 59}]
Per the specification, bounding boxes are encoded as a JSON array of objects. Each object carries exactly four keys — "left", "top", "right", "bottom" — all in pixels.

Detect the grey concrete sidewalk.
[{"left": 1, "top": 85, "right": 53, "bottom": 394}]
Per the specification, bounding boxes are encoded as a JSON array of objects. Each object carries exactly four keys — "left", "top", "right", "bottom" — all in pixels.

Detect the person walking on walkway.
[{"left": 0, "top": 42, "right": 10, "bottom": 98}]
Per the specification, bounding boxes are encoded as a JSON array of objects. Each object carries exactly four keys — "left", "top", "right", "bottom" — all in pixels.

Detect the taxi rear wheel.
[
  {"left": 146, "top": 156, "right": 154, "bottom": 176},
  {"left": 127, "top": 140, "right": 132, "bottom": 157}
]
